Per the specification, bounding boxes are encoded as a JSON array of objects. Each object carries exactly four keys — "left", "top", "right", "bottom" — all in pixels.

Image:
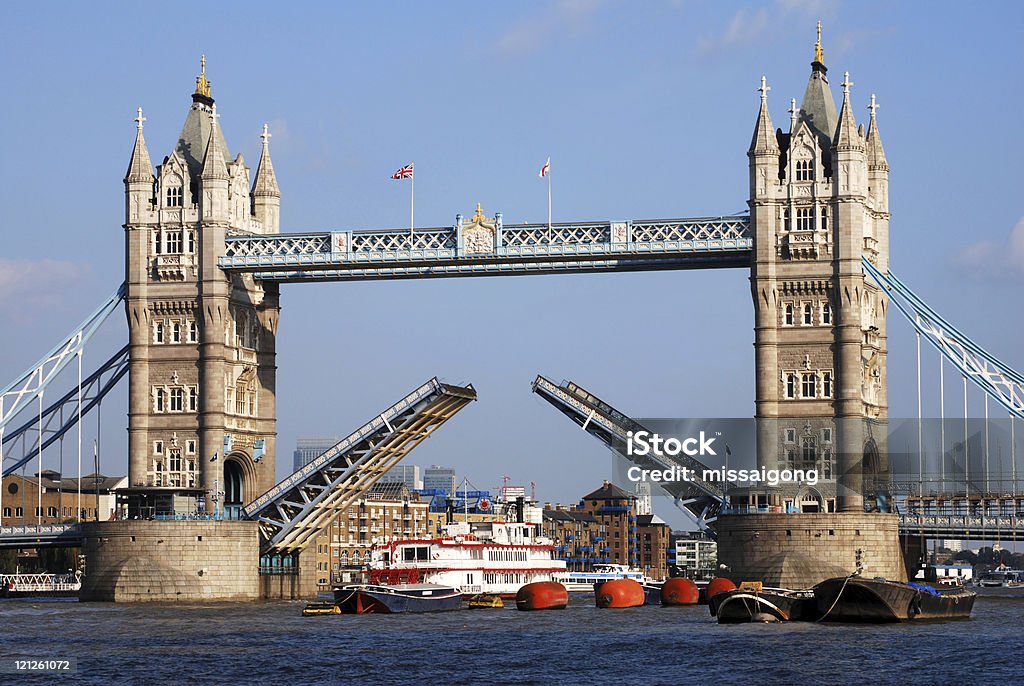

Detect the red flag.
[{"left": 539, "top": 157, "right": 550, "bottom": 178}]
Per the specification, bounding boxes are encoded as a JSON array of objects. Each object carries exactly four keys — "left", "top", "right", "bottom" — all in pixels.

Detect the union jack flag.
[{"left": 391, "top": 163, "right": 414, "bottom": 180}]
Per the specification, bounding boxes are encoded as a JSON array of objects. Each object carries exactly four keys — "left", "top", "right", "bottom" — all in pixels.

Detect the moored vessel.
[
  {"left": 332, "top": 583, "right": 462, "bottom": 614},
  {"left": 711, "top": 583, "right": 817, "bottom": 623},
  {"left": 467, "top": 593, "right": 504, "bottom": 609},
  {"left": 813, "top": 576, "right": 976, "bottom": 622},
  {"left": 970, "top": 566, "right": 1024, "bottom": 598},
  {"left": 368, "top": 521, "right": 565, "bottom": 598},
  {"left": 554, "top": 563, "right": 648, "bottom": 593}
]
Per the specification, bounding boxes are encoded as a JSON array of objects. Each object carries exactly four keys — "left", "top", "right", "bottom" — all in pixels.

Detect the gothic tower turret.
[
  {"left": 749, "top": 25, "right": 889, "bottom": 514},
  {"left": 252, "top": 124, "right": 281, "bottom": 233},
  {"left": 123, "top": 58, "right": 281, "bottom": 517}
]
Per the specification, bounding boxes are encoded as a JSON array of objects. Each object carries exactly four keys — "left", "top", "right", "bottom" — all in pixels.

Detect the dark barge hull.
[
  {"left": 711, "top": 589, "right": 817, "bottom": 623},
  {"left": 332, "top": 584, "right": 462, "bottom": 614},
  {"left": 814, "top": 577, "right": 976, "bottom": 622}
]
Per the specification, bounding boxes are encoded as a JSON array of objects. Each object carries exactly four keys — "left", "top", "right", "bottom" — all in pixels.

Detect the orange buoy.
[
  {"left": 595, "top": 578, "right": 646, "bottom": 608},
  {"left": 516, "top": 581, "right": 568, "bottom": 611},
  {"left": 660, "top": 577, "right": 700, "bottom": 606},
  {"left": 705, "top": 577, "right": 737, "bottom": 602}
]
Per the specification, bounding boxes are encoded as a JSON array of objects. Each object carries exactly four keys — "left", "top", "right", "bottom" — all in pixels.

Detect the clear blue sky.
[{"left": 1, "top": 2, "right": 1021, "bottom": 526}]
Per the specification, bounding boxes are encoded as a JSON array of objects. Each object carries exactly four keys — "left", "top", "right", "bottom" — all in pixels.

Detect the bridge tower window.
[
  {"left": 188, "top": 386, "right": 198, "bottom": 412},
  {"left": 166, "top": 185, "right": 183, "bottom": 207},
  {"left": 786, "top": 374, "right": 797, "bottom": 399},
  {"left": 172, "top": 322, "right": 181, "bottom": 343},
  {"left": 822, "top": 302, "right": 832, "bottom": 325},
  {"left": 803, "top": 303, "right": 813, "bottom": 325},
  {"left": 796, "top": 159, "right": 814, "bottom": 181},
  {"left": 801, "top": 373, "right": 818, "bottom": 398},
  {"left": 154, "top": 388, "right": 166, "bottom": 412},
  {"left": 784, "top": 304, "right": 794, "bottom": 326},
  {"left": 170, "top": 388, "right": 184, "bottom": 412},
  {"left": 188, "top": 320, "right": 199, "bottom": 343},
  {"left": 822, "top": 371, "right": 833, "bottom": 398},
  {"left": 165, "top": 231, "right": 182, "bottom": 254},
  {"left": 797, "top": 207, "right": 814, "bottom": 231},
  {"left": 154, "top": 322, "right": 165, "bottom": 344}
]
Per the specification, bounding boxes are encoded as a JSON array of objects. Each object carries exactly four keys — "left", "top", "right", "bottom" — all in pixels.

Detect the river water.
[{"left": 0, "top": 595, "right": 1018, "bottom": 685}]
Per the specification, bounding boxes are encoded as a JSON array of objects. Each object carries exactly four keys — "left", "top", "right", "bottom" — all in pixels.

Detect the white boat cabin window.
[{"left": 402, "top": 546, "right": 430, "bottom": 562}]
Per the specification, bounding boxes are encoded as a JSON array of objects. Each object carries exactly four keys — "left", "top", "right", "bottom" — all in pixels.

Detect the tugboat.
[
  {"left": 813, "top": 576, "right": 976, "bottom": 622},
  {"left": 332, "top": 583, "right": 462, "bottom": 614}
]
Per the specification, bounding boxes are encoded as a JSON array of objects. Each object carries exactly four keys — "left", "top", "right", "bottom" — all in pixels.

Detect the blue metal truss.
[
  {"left": 2, "top": 346, "right": 129, "bottom": 477},
  {"left": 0, "top": 283, "right": 125, "bottom": 435},
  {"left": 531, "top": 376, "right": 726, "bottom": 534},
  {"left": 863, "top": 258, "right": 1024, "bottom": 419},
  {"left": 0, "top": 523, "right": 81, "bottom": 549},
  {"left": 218, "top": 216, "right": 751, "bottom": 282},
  {"left": 244, "top": 378, "right": 476, "bottom": 554}
]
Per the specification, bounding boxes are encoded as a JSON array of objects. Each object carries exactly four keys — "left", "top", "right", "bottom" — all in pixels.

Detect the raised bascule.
[{"left": 2, "top": 30, "right": 1023, "bottom": 598}]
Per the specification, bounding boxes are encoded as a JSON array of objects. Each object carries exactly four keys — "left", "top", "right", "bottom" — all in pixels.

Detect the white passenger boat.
[{"left": 367, "top": 521, "right": 566, "bottom": 598}]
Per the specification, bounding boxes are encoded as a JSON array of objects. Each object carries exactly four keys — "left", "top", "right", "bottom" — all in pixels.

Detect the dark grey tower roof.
[
  {"left": 174, "top": 59, "right": 231, "bottom": 180},
  {"left": 799, "top": 63, "right": 838, "bottom": 149}
]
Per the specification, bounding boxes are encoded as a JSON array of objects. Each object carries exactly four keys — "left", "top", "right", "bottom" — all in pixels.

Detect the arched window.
[
  {"left": 786, "top": 374, "right": 797, "bottom": 399},
  {"left": 784, "top": 304, "right": 794, "bottom": 326},
  {"left": 165, "top": 184, "right": 183, "bottom": 207},
  {"left": 188, "top": 387, "right": 199, "bottom": 412},
  {"left": 796, "top": 159, "right": 814, "bottom": 181},
  {"left": 170, "top": 388, "right": 184, "bottom": 412},
  {"left": 188, "top": 320, "right": 199, "bottom": 343},
  {"left": 154, "top": 322, "right": 165, "bottom": 344},
  {"left": 802, "top": 373, "right": 818, "bottom": 398},
  {"left": 801, "top": 437, "right": 817, "bottom": 463},
  {"left": 822, "top": 302, "right": 832, "bottom": 325},
  {"left": 172, "top": 322, "right": 181, "bottom": 343},
  {"left": 155, "top": 388, "right": 166, "bottom": 412},
  {"left": 822, "top": 371, "right": 833, "bottom": 398},
  {"left": 803, "top": 303, "right": 813, "bottom": 325}
]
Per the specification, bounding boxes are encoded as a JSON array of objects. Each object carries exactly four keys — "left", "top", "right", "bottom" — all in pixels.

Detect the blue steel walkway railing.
[{"left": 218, "top": 215, "right": 751, "bottom": 281}]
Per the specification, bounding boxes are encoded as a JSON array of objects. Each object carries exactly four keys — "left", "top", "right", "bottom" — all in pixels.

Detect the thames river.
[{"left": 0, "top": 596, "right": 1018, "bottom": 685}]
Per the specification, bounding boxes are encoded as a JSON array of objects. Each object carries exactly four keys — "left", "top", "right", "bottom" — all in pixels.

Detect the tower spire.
[
  {"left": 834, "top": 72, "right": 862, "bottom": 150},
  {"left": 814, "top": 20, "right": 824, "bottom": 66},
  {"left": 748, "top": 76, "right": 778, "bottom": 154},
  {"left": 201, "top": 103, "right": 229, "bottom": 180},
  {"left": 125, "top": 106, "right": 154, "bottom": 183},
  {"left": 866, "top": 93, "right": 888, "bottom": 169},
  {"left": 252, "top": 123, "right": 280, "bottom": 197}
]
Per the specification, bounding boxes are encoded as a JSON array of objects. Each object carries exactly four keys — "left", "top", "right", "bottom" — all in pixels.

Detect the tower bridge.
[{"left": 2, "top": 30, "right": 1022, "bottom": 595}]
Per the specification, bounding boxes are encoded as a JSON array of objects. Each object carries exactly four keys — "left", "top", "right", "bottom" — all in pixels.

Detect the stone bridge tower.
[
  {"left": 748, "top": 26, "right": 890, "bottom": 515},
  {"left": 123, "top": 59, "right": 281, "bottom": 516}
]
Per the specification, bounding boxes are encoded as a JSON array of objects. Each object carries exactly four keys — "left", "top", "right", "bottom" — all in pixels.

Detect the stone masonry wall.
[
  {"left": 80, "top": 520, "right": 259, "bottom": 601},
  {"left": 715, "top": 512, "right": 906, "bottom": 589}
]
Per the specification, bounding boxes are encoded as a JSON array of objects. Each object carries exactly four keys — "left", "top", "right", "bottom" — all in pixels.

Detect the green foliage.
[{"left": 0, "top": 549, "right": 18, "bottom": 574}]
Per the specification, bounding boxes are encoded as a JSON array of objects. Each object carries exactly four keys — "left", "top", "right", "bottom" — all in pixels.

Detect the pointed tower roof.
[
  {"left": 749, "top": 76, "right": 779, "bottom": 154},
  {"left": 175, "top": 56, "right": 231, "bottom": 179},
  {"left": 201, "top": 103, "right": 229, "bottom": 180},
  {"left": 798, "top": 22, "right": 838, "bottom": 147},
  {"left": 252, "top": 124, "right": 280, "bottom": 197},
  {"left": 865, "top": 94, "right": 888, "bottom": 169},
  {"left": 125, "top": 107, "right": 154, "bottom": 183},
  {"left": 833, "top": 72, "right": 863, "bottom": 150}
]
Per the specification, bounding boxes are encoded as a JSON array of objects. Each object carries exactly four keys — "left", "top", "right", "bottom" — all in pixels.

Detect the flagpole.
[
  {"left": 547, "top": 169, "right": 552, "bottom": 233},
  {"left": 410, "top": 166, "right": 415, "bottom": 242}
]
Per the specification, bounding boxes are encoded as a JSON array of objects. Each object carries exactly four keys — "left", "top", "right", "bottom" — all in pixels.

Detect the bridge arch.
[{"left": 223, "top": 453, "right": 255, "bottom": 520}]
